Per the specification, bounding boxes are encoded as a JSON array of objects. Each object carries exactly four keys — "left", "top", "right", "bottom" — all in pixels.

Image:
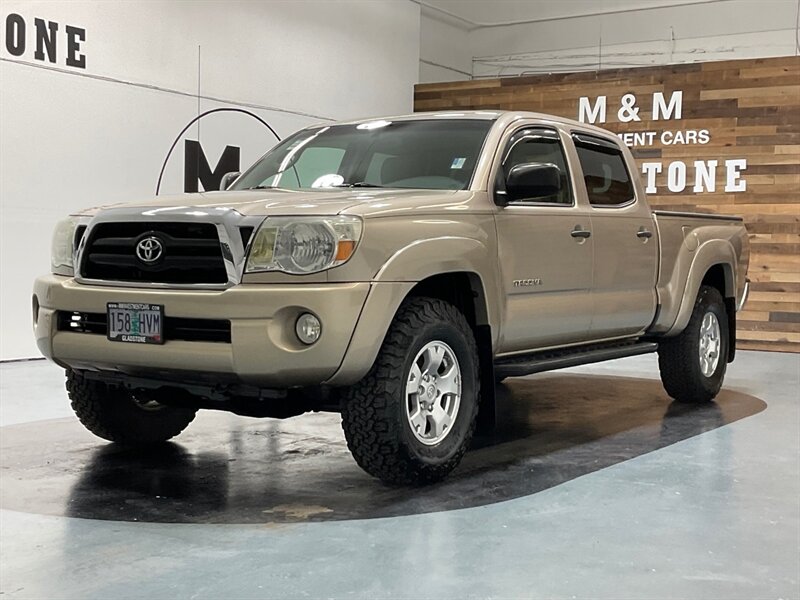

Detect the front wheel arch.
[
  {"left": 340, "top": 296, "right": 481, "bottom": 484},
  {"left": 325, "top": 269, "right": 497, "bottom": 389}
]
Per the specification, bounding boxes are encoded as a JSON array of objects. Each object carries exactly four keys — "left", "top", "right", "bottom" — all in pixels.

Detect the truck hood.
[{"left": 74, "top": 188, "right": 474, "bottom": 219}]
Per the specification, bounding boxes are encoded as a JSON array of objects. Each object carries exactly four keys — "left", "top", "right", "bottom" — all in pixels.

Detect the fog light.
[{"left": 295, "top": 313, "right": 321, "bottom": 345}]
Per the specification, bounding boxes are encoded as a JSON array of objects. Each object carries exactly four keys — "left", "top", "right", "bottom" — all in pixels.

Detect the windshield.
[{"left": 231, "top": 119, "right": 493, "bottom": 192}]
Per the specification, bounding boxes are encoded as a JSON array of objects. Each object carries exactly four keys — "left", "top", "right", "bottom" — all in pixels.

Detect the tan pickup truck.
[{"left": 33, "top": 111, "right": 749, "bottom": 484}]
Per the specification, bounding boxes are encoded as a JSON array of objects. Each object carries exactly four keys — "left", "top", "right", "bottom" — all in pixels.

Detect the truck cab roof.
[{"left": 330, "top": 110, "right": 620, "bottom": 141}]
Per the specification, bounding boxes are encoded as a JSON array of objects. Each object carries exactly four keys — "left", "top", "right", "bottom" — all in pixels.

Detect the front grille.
[
  {"left": 81, "top": 222, "right": 227, "bottom": 284},
  {"left": 59, "top": 311, "right": 106, "bottom": 335},
  {"left": 57, "top": 311, "right": 231, "bottom": 343},
  {"left": 238, "top": 226, "right": 254, "bottom": 250},
  {"left": 74, "top": 225, "right": 87, "bottom": 251}
]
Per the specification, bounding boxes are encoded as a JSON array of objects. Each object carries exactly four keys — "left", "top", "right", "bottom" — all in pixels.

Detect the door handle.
[
  {"left": 637, "top": 227, "right": 653, "bottom": 239},
  {"left": 571, "top": 226, "right": 591, "bottom": 239}
]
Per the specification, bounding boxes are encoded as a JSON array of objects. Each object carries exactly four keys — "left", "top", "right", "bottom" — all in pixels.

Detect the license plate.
[{"left": 107, "top": 303, "right": 164, "bottom": 344}]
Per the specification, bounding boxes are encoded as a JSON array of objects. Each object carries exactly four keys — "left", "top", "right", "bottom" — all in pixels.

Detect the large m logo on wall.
[
  {"left": 154, "top": 107, "right": 282, "bottom": 196},
  {"left": 183, "top": 140, "right": 240, "bottom": 193}
]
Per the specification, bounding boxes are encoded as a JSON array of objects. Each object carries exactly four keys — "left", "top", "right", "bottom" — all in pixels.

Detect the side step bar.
[{"left": 494, "top": 341, "right": 659, "bottom": 378}]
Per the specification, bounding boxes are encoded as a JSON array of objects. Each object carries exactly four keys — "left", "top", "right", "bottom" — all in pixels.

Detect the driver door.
[{"left": 493, "top": 127, "right": 594, "bottom": 354}]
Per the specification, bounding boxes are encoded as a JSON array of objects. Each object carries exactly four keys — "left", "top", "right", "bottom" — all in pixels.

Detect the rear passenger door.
[
  {"left": 571, "top": 133, "right": 658, "bottom": 338},
  {"left": 493, "top": 127, "right": 594, "bottom": 354}
]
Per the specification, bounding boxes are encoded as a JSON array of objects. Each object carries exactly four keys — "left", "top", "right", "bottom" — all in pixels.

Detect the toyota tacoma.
[{"left": 33, "top": 111, "right": 750, "bottom": 484}]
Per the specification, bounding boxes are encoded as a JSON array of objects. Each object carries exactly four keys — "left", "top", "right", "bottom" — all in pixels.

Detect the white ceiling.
[{"left": 419, "top": 0, "right": 728, "bottom": 27}]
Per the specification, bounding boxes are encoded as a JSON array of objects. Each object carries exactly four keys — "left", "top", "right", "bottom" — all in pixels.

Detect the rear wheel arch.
[
  {"left": 658, "top": 284, "right": 729, "bottom": 403},
  {"left": 667, "top": 242, "right": 737, "bottom": 338},
  {"left": 701, "top": 263, "right": 737, "bottom": 362},
  {"left": 702, "top": 263, "right": 735, "bottom": 299}
]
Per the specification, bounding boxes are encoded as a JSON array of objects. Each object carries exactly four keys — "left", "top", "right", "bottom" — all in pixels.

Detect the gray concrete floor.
[{"left": 1, "top": 350, "right": 798, "bottom": 599}]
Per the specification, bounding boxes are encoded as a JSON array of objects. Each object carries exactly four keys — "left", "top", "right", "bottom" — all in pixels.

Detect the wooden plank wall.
[{"left": 414, "top": 56, "right": 800, "bottom": 353}]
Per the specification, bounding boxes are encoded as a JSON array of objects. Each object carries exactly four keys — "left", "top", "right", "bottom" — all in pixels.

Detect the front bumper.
[{"left": 33, "top": 275, "right": 374, "bottom": 386}]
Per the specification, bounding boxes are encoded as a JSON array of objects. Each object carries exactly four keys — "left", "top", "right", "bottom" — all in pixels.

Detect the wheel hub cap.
[
  {"left": 405, "top": 341, "right": 462, "bottom": 445},
  {"left": 699, "top": 312, "right": 721, "bottom": 377}
]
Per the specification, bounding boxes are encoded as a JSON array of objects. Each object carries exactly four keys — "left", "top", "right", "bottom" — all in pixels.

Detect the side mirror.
[
  {"left": 220, "top": 171, "right": 241, "bottom": 191},
  {"left": 502, "top": 162, "right": 561, "bottom": 203}
]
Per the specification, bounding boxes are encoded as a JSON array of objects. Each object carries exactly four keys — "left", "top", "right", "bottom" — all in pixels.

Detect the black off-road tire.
[
  {"left": 658, "top": 285, "right": 729, "bottom": 403},
  {"left": 66, "top": 369, "right": 197, "bottom": 445},
  {"left": 340, "top": 297, "right": 480, "bottom": 485}
]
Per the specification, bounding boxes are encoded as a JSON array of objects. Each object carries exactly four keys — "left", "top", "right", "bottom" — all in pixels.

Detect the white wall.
[
  {"left": 0, "top": 0, "right": 420, "bottom": 359},
  {"left": 419, "top": 0, "right": 800, "bottom": 81},
  {"left": 419, "top": 12, "right": 471, "bottom": 82}
]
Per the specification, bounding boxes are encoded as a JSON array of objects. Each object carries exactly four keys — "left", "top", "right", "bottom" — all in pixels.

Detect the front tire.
[
  {"left": 66, "top": 370, "right": 197, "bottom": 445},
  {"left": 658, "top": 285, "right": 729, "bottom": 403},
  {"left": 340, "top": 297, "right": 480, "bottom": 485}
]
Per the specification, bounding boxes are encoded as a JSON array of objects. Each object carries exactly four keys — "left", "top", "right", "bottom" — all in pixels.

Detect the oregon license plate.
[{"left": 107, "top": 303, "right": 164, "bottom": 344}]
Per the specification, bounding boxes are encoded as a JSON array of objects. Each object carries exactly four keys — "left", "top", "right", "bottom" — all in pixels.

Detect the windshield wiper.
[
  {"left": 245, "top": 182, "right": 383, "bottom": 190},
  {"left": 334, "top": 182, "right": 384, "bottom": 188}
]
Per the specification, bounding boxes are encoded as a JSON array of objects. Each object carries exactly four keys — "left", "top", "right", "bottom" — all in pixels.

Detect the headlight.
[
  {"left": 245, "top": 216, "right": 362, "bottom": 274},
  {"left": 51, "top": 217, "right": 79, "bottom": 275}
]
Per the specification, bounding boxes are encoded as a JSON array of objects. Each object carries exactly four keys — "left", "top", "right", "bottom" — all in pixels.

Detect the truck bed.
[{"left": 648, "top": 209, "right": 749, "bottom": 335}]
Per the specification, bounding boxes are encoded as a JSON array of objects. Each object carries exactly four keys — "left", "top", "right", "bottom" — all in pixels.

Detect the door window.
[
  {"left": 572, "top": 134, "right": 635, "bottom": 206},
  {"left": 496, "top": 129, "right": 572, "bottom": 205}
]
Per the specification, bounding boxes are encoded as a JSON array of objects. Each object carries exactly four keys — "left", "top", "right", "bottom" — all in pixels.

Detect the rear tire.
[
  {"left": 66, "top": 370, "right": 197, "bottom": 445},
  {"left": 658, "top": 285, "right": 729, "bottom": 403},
  {"left": 340, "top": 297, "right": 480, "bottom": 485}
]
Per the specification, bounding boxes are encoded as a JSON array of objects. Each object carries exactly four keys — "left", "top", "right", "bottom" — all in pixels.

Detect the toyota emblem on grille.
[{"left": 136, "top": 236, "right": 164, "bottom": 264}]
